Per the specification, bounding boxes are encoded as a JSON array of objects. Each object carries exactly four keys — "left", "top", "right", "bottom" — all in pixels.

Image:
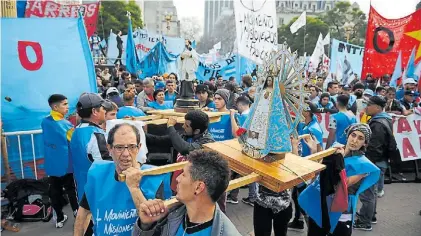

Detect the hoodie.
[{"left": 365, "top": 112, "right": 393, "bottom": 163}]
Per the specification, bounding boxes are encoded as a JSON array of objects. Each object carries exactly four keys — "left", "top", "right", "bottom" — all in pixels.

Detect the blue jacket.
[{"left": 41, "top": 111, "right": 74, "bottom": 177}]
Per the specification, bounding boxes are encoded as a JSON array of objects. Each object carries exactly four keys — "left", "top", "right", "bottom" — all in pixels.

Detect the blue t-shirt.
[
  {"left": 148, "top": 101, "right": 174, "bottom": 110},
  {"left": 297, "top": 116, "right": 324, "bottom": 157},
  {"left": 328, "top": 111, "right": 357, "bottom": 145},
  {"left": 165, "top": 91, "right": 177, "bottom": 102},
  {"left": 117, "top": 106, "right": 146, "bottom": 119},
  {"left": 209, "top": 114, "right": 233, "bottom": 141},
  {"left": 235, "top": 110, "right": 250, "bottom": 127}
]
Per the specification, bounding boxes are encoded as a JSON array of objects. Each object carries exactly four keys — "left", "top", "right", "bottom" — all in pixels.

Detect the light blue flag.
[
  {"left": 1, "top": 17, "right": 96, "bottom": 184},
  {"left": 405, "top": 47, "right": 417, "bottom": 81},
  {"left": 125, "top": 18, "right": 142, "bottom": 77},
  {"left": 191, "top": 40, "right": 197, "bottom": 49},
  {"left": 389, "top": 51, "right": 402, "bottom": 88}
]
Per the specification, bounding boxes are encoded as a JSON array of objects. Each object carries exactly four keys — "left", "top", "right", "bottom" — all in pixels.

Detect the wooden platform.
[
  {"left": 203, "top": 139, "right": 327, "bottom": 192},
  {"left": 133, "top": 109, "right": 229, "bottom": 124}
]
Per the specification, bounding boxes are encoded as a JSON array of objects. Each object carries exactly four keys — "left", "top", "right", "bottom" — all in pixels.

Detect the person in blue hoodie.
[
  {"left": 354, "top": 95, "right": 395, "bottom": 231},
  {"left": 316, "top": 93, "right": 338, "bottom": 113},
  {"left": 73, "top": 123, "right": 171, "bottom": 236},
  {"left": 41, "top": 94, "right": 79, "bottom": 228},
  {"left": 299, "top": 123, "right": 380, "bottom": 236},
  {"left": 326, "top": 95, "right": 357, "bottom": 148}
]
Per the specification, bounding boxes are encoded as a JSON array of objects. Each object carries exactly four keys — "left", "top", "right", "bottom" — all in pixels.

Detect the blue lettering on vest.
[{"left": 208, "top": 114, "right": 233, "bottom": 141}]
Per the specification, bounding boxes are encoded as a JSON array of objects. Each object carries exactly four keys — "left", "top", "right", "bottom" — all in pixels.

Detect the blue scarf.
[{"left": 298, "top": 154, "right": 380, "bottom": 233}]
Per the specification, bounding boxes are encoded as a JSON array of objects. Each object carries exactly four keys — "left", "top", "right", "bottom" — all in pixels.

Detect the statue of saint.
[{"left": 179, "top": 40, "right": 199, "bottom": 98}]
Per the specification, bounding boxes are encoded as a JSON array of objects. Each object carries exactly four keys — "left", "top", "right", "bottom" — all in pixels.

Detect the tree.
[
  {"left": 180, "top": 17, "right": 203, "bottom": 41},
  {"left": 99, "top": 0, "right": 143, "bottom": 39},
  {"left": 278, "top": 16, "right": 329, "bottom": 56},
  {"left": 319, "top": 1, "right": 367, "bottom": 46},
  {"left": 417, "top": 1, "right": 421, "bottom": 10}
]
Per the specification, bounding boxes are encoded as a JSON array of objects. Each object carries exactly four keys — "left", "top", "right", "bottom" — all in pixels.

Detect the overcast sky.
[{"left": 173, "top": 0, "right": 420, "bottom": 20}]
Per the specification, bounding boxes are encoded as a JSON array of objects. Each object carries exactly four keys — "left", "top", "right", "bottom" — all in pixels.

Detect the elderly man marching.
[{"left": 74, "top": 123, "right": 172, "bottom": 236}]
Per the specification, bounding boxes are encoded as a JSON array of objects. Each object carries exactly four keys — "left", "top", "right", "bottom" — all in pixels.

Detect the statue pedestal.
[{"left": 174, "top": 98, "right": 200, "bottom": 113}]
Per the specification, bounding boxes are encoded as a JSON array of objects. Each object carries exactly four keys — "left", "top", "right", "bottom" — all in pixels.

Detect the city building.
[
  {"left": 143, "top": 0, "right": 181, "bottom": 37},
  {"left": 276, "top": 0, "right": 340, "bottom": 26},
  {"left": 204, "top": 0, "right": 234, "bottom": 37}
]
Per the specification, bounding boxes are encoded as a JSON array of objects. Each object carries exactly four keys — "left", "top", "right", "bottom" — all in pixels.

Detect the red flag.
[
  {"left": 362, "top": 7, "right": 421, "bottom": 79},
  {"left": 25, "top": 0, "right": 100, "bottom": 37}
]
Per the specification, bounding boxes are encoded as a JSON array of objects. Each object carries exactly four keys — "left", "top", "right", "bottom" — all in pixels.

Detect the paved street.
[{"left": 3, "top": 183, "right": 421, "bottom": 236}]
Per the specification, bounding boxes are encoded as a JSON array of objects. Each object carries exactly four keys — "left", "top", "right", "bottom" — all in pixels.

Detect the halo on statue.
[{"left": 239, "top": 43, "right": 309, "bottom": 162}]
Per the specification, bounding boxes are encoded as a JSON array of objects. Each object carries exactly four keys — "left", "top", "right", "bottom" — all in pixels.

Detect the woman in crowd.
[
  {"left": 299, "top": 123, "right": 380, "bottom": 236},
  {"left": 147, "top": 90, "right": 174, "bottom": 110},
  {"left": 253, "top": 136, "right": 318, "bottom": 236}
]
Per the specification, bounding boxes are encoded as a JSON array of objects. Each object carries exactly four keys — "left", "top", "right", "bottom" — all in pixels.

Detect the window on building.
[
  {"left": 312, "top": 4, "right": 316, "bottom": 12},
  {"left": 326, "top": 5, "right": 331, "bottom": 11},
  {"left": 303, "top": 4, "right": 307, "bottom": 10},
  {"left": 279, "top": 18, "right": 284, "bottom": 25}
]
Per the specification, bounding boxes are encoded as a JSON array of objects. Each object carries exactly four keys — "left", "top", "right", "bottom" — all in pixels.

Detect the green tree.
[
  {"left": 319, "top": 1, "right": 367, "bottom": 46},
  {"left": 417, "top": 1, "right": 421, "bottom": 10},
  {"left": 278, "top": 16, "right": 329, "bottom": 56},
  {"left": 98, "top": 0, "right": 143, "bottom": 39}
]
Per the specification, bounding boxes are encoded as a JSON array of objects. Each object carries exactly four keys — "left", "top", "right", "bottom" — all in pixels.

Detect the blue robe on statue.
[
  {"left": 85, "top": 160, "right": 172, "bottom": 236},
  {"left": 298, "top": 154, "right": 380, "bottom": 233}
]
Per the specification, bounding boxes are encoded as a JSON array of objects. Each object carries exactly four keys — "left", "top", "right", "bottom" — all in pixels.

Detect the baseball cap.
[
  {"left": 363, "top": 89, "right": 374, "bottom": 97},
  {"left": 77, "top": 93, "right": 112, "bottom": 111},
  {"left": 367, "top": 95, "right": 386, "bottom": 108},
  {"left": 155, "top": 81, "right": 166, "bottom": 90},
  {"left": 106, "top": 87, "right": 119, "bottom": 96},
  {"left": 403, "top": 78, "right": 416, "bottom": 85},
  {"left": 195, "top": 84, "right": 209, "bottom": 93},
  {"left": 404, "top": 90, "right": 416, "bottom": 96}
]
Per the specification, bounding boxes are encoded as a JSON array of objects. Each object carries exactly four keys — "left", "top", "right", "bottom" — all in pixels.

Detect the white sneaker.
[
  {"left": 377, "top": 190, "right": 385, "bottom": 198},
  {"left": 55, "top": 215, "right": 68, "bottom": 228}
]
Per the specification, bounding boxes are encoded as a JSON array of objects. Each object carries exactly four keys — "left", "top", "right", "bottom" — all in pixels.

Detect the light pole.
[
  {"left": 163, "top": 11, "right": 173, "bottom": 36},
  {"left": 344, "top": 21, "right": 355, "bottom": 43}
]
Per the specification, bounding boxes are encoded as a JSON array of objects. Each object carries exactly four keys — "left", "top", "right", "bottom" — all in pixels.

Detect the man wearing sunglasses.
[
  {"left": 74, "top": 123, "right": 171, "bottom": 236},
  {"left": 400, "top": 90, "right": 418, "bottom": 116}
]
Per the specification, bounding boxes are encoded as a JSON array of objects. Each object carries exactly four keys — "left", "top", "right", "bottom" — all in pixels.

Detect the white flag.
[
  {"left": 213, "top": 41, "right": 221, "bottom": 50},
  {"left": 290, "top": 11, "right": 306, "bottom": 34},
  {"left": 322, "top": 32, "right": 330, "bottom": 45},
  {"left": 309, "top": 33, "right": 324, "bottom": 71}
]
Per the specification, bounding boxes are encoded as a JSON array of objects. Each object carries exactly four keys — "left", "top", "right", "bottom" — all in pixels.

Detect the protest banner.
[
  {"left": 1, "top": 17, "right": 97, "bottom": 185},
  {"left": 362, "top": 6, "right": 421, "bottom": 78},
  {"left": 234, "top": 0, "right": 278, "bottom": 64},
  {"left": 107, "top": 29, "right": 185, "bottom": 65},
  {"left": 330, "top": 39, "right": 364, "bottom": 84},
  {"left": 315, "top": 113, "right": 421, "bottom": 162},
  {"left": 25, "top": 0, "right": 99, "bottom": 37}
]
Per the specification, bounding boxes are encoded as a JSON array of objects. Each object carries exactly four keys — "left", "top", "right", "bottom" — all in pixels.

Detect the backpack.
[{"left": 3, "top": 179, "right": 53, "bottom": 222}]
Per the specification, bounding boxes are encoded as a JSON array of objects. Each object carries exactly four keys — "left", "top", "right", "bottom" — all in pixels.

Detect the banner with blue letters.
[{"left": 330, "top": 39, "right": 364, "bottom": 84}]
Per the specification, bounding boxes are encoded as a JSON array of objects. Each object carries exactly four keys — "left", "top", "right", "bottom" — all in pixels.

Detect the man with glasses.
[
  {"left": 74, "top": 123, "right": 171, "bottom": 236},
  {"left": 70, "top": 93, "right": 113, "bottom": 235}
]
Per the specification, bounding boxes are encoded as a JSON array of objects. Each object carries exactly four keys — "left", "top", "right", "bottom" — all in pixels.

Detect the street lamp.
[
  {"left": 344, "top": 21, "right": 355, "bottom": 43},
  {"left": 163, "top": 11, "right": 173, "bottom": 35}
]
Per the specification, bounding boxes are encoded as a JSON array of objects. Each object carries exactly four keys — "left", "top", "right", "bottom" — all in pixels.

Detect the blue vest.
[
  {"left": 85, "top": 160, "right": 172, "bottom": 236},
  {"left": 316, "top": 101, "right": 335, "bottom": 110},
  {"left": 175, "top": 223, "right": 212, "bottom": 236},
  {"left": 116, "top": 106, "right": 146, "bottom": 119},
  {"left": 70, "top": 124, "right": 105, "bottom": 200},
  {"left": 165, "top": 92, "right": 177, "bottom": 102},
  {"left": 235, "top": 111, "right": 250, "bottom": 127},
  {"left": 299, "top": 154, "right": 380, "bottom": 233},
  {"left": 331, "top": 112, "right": 357, "bottom": 145},
  {"left": 148, "top": 101, "right": 174, "bottom": 110},
  {"left": 208, "top": 114, "right": 233, "bottom": 141},
  {"left": 297, "top": 116, "right": 324, "bottom": 157},
  {"left": 41, "top": 116, "right": 74, "bottom": 177}
]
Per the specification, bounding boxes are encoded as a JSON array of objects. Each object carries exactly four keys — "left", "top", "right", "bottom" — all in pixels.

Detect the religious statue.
[
  {"left": 239, "top": 44, "right": 308, "bottom": 161},
  {"left": 179, "top": 40, "right": 199, "bottom": 98}
]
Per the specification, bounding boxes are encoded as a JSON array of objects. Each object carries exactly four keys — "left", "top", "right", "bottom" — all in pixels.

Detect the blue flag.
[
  {"left": 125, "top": 18, "right": 142, "bottom": 77},
  {"left": 1, "top": 17, "right": 97, "bottom": 185},
  {"left": 390, "top": 51, "right": 402, "bottom": 88},
  {"left": 406, "top": 47, "right": 418, "bottom": 81}
]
